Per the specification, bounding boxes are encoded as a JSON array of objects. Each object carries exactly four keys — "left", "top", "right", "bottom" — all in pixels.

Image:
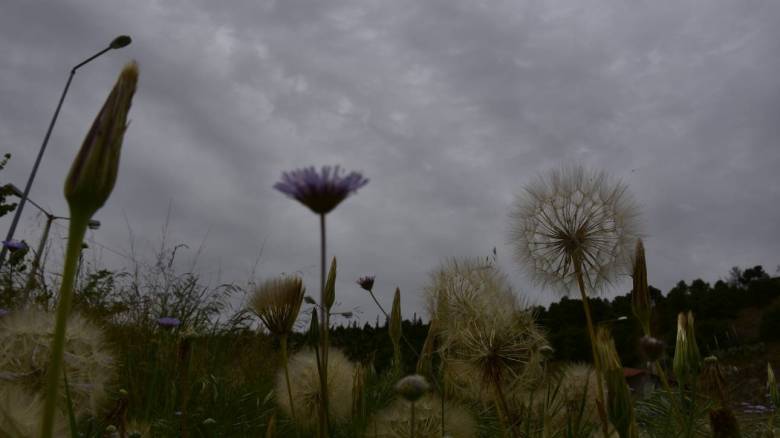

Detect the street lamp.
[
  {"left": 2, "top": 184, "right": 100, "bottom": 302},
  {"left": 0, "top": 35, "right": 131, "bottom": 270}
]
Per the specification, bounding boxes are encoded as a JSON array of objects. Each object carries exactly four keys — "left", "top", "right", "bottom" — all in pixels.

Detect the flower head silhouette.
[{"left": 274, "top": 165, "right": 368, "bottom": 215}]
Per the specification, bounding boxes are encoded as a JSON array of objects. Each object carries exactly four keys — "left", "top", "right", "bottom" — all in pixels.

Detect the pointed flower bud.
[
  {"left": 65, "top": 62, "right": 138, "bottom": 219},
  {"left": 595, "top": 326, "right": 639, "bottom": 438},
  {"left": 768, "top": 362, "right": 779, "bottom": 407},
  {"left": 324, "top": 256, "right": 337, "bottom": 310},
  {"left": 673, "top": 312, "right": 702, "bottom": 385},
  {"left": 389, "top": 288, "right": 402, "bottom": 371},
  {"left": 395, "top": 374, "right": 429, "bottom": 402},
  {"left": 631, "top": 239, "right": 652, "bottom": 336}
]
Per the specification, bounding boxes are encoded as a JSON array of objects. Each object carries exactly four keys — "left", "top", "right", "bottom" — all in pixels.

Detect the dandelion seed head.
[
  {"left": 0, "top": 383, "right": 68, "bottom": 437},
  {"left": 395, "top": 374, "right": 430, "bottom": 402},
  {"left": 367, "top": 393, "right": 477, "bottom": 438},
  {"left": 274, "top": 165, "right": 368, "bottom": 214},
  {"left": 509, "top": 165, "right": 641, "bottom": 295},
  {"left": 0, "top": 309, "right": 115, "bottom": 417},
  {"left": 275, "top": 348, "right": 355, "bottom": 429}
]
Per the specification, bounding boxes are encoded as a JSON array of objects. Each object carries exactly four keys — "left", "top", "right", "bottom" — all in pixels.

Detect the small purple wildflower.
[
  {"left": 157, "top": 316, "right": 181, "bottom": 329},
  {"left": 2, "top": 240, "right": 28, "bottom": 252},
  {"left": 356, "top": 275, "right": 375, "bottom": 292},
  {"left": 0, "top": 309, "right": 8, "bottom": 317},
  {"left": 274, "top": 165, "right": 369, "bottom": 214}
]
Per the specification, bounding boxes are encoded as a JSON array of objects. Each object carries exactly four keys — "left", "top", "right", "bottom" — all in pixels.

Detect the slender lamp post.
[
  {"left": 0, "top": 35, "right": 130, "bottom": 270},
  {"left": 3, "top": 184, "right": 100, "bottom": 302}
]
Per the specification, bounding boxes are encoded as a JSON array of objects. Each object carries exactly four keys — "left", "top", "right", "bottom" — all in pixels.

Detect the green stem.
[
  {"left": 574, "top": 261, "right": 610, "bottom": 438},
  {"left": 40, "top": 212, "right": 88, "bottom": 438},
  {"left": 281, "top": 335, "right": 297, "bottom": 423},
  {"left": 318, "top": 213, "right": 330, "bottom": 437},
  {"left": 493, "top": 374, "right": 517, "bottom": 438},
  {"left": 410, "top": 401, "right": 415, "bottom": 438},
  {"left": 368, "top": 290, "right": 420, "bottom": 360}
]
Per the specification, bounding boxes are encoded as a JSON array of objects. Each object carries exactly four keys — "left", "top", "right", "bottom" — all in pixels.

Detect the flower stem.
[
  {"left": 318, "top": 214, "right": 330, "bottom": 437},
  {"left": 367, "top": 290, "right": 420, "bottom": 360},
  {"left": 281, "top": 334, "right": 297, "bottom": 423},
  {"left": 574, "top": 260, "right": 610, "bottom": 438},
  {"left": 493, "top": 374, "right": 517, "bottom": 438},
  {"left": 410, "top": 401, "right": 416, "bottom": 438},
  {"left": 40, "top": 211, "right": 88, "bottom": 438}
]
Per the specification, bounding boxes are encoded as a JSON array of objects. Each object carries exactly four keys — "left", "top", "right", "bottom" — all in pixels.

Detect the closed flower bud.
[
  {"left": 395, "top": 374, "right": 430, "bottom": 402},
  {"left": 631, "top": 239, "right": 652, "bottom": 336},
  {"left": 64, "top": 62, "right": 138, "bottom": 219},
  {"left": 673, "top": 312, "right": 702, "bottom": 385},
  {"left": 389, "top": 288, "right": 402, "bottom": 369},
  {"left": 324, "top": 256, "right": 337, "bottom": 310},
  {"left": 768, "top": 363, "right": 779, "bottom": 407}
]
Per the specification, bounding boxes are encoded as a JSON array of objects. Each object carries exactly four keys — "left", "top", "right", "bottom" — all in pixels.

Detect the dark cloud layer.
[{"left": 1, "top": 0, "right": 778, "bottom": 323}]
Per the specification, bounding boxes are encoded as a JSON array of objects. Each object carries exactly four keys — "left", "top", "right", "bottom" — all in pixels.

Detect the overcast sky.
[{"left": 1, "top": 0, "right": 778, "bottom": 324}]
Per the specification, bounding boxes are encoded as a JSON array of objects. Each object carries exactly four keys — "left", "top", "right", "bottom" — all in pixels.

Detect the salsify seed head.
[
  {"left": 509, "top": 165, "right": 641, "bottom": 295},
  {"left": 273, "top": 165, "right": 368, "bottom": 215},
  {"left": 249, "top": 276, "right": 305, "bottom": 337}
]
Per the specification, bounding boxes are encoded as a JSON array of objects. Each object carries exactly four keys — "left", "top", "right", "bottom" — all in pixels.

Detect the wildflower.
[
  {"left": 275, "top": 348, "right": 355, "bottom": 430},
  {"left": 273, "top": 165, "right": 368, "bottom": 215},
  {"left": 356, "top": 275, "right": 375, "bottom": 292},
  {"left": 509, "top": 165, "right": 641, "bottom": 294},
  {"left": 156, "top": 316, "right": 181, "bottom": 329},
  {"left": 249, "top": 276, "right": 305, "bottom": 337},
  {"left": 367, "top": 393, "right": 477, "bottom": 438},
  {"left": 0, "top": 309, "right": 8, "bottom": 317},
  {"left": 64, "top": 61, "right": 138, "bottom": 219},
  {"left": 0, "top": 309, "right": 115, "bottom": 417},
  {"left": 396, "top": 375, "right": 430, "bottom": 402},
  {"left": 249, "top": 275, "right": 305, "bottom": 422},
  {"left": 2, "top": 239, "right": 28, "bottom": 252},
  {"left": 509, "top": 165, "right": 641, "bottom": 436}
]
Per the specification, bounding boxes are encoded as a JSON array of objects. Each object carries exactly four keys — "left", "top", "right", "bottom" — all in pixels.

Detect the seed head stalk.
[
  {"left": 40, "top": 212, "right": 88, "bottom": 438},
  {"left": 574, "top": 258, "right": 610, "bottom": 438}
]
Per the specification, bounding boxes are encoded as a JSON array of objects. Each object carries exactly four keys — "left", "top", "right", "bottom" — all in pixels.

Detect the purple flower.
[
  {"left": 0, "top": 309, "right": 8, "bottom": 317},
  {"left": 157, "top": 317, "right": 181, "bottom": 329},
  {"left": 2, "top": 240, "right": 28, "bottom": 252},
  {"left": 356, "top": 275, "right": 375, "bottom": 292},
  {"left": 274, "top": 165, "right": 368, "bottom": 214}
]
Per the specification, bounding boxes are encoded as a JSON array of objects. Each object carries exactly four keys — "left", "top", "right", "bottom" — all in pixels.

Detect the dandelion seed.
[
  {"left": 396, "top": 375, "right": 430, "bottom": 402},
  {"left": 249, "top": 276, "right": 305, "bottom": 337}
]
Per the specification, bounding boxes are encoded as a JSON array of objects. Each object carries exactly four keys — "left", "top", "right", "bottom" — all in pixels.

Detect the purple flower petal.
[
  {"left": 274, "top": 165, "right": 368, "bottom": 214},
  {"left": 157, "top": 316, "right": 181, "bottom": 328},
  {"left": 2, "top": 240, "right": 28, "bottom": 252}
]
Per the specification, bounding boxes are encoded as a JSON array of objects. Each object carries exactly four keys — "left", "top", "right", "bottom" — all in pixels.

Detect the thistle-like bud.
[
  {"left": 673, "top": 312, "right": 702, "bottom": 385},
  {"left": 395, "top": 374, "right": 430, "bottom": 402},
  {"left": 389, "top": 288, "right": 402, "bottom": 369},
  {"left": 356, "top": 275, "right": 375, "bottom": 292},
  {"left": 324, "top": 256, "right": 337, "bottom": 310},
  {"left": 595, "top": 326, "right": 639, "bottom": 438},
  {"left": 416, "top": 318, "right": 438, "bottom": 377},
  {"left": 768, "top": 362, "right": 779, "bottom": 407},
  {"left": 631, "top": 239, "right": 652, "bottom": 336},
  {"left": 64, "top": 62, "right": 138, "bottom": 219}
]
